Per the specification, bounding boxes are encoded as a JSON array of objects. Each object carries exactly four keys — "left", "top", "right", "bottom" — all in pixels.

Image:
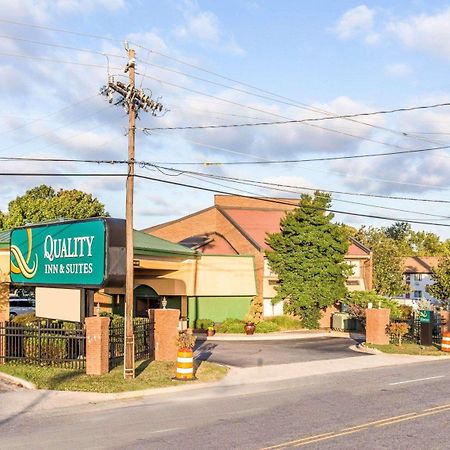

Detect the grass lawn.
[
  {"left": 366, "top": 342, "right": 448, "bottom": 356},
  {"left": 0, "top": 360, "right": 228, "bottom": 393}
]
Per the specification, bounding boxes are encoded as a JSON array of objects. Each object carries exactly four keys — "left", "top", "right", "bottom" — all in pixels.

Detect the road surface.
[{"left": 1, "top": 358, "right": 449, "bottom": 449}]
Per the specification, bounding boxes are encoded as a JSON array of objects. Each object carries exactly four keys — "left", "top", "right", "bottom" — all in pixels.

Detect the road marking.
[
  {"left": 389, "top": 375, "right": 445, "bottom": 386},
  {"left": 260, "top": 403, "right": 450, "bottom": 449}
]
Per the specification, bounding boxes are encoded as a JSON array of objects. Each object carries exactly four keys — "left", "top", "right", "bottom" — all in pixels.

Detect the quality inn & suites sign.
[{"left": 10, "top": 218, "right": 125, "bottom": 288}]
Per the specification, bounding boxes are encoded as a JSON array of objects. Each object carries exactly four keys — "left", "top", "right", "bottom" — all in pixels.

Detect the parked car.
[{"left": 9, "top": 296, "right": 36, "bottom": 318}]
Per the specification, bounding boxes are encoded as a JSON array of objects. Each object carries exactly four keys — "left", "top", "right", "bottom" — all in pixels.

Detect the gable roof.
[
  {"left": 219, "top": 207, "right": 287, "bottom": 251},
  {"left": 403, "top": 256, "right": 439, "bottom": 273}
]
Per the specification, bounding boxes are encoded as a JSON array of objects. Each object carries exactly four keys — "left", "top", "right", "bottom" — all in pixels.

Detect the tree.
[
  {"left": 266, "top": 192, "right": 350, "bottom": 329},
  {"left": 355, "top": 226, "right": 406, "bottom": 297},
  {"left": 0, "top": 185, "right": 108, "bottom": 230},
  {"left": 426, "top": 255, "right": 450, "bottom": 309}
]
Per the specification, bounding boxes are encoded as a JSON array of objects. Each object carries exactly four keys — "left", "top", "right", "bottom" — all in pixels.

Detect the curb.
[{"left": 0, "top": 371, "right": 37, "bottom": 390}]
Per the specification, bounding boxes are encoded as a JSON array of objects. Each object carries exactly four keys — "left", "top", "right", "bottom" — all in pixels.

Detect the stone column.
[
  {"left": 148, "top": 309, "right": 180, "bottom": 361},
  {"left": 365, "top": 308, "right": 390, "bottom": 345},
  {"left": 85, "top": 316, "right": 110, "bottom": 375}
]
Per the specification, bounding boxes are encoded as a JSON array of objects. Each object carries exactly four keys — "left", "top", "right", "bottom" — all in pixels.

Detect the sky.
[{"left": 2, "top": 1, "right": 450, "bottom": 237}]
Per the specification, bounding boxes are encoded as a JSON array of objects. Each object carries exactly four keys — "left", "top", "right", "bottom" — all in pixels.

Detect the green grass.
[
  {"left": 366, "top": 342, "right": 448, "bottom": 356},
  {"left": 0, "top": 359, "right": 229, "bottom": 393}
]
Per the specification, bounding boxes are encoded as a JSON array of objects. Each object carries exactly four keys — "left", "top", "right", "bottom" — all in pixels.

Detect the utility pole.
[
  {"left": 101, "top": 44, "right": 164, "bottom": 379},
  {"left": 124, "top": 47, "right": 136, "bottom": 379}
]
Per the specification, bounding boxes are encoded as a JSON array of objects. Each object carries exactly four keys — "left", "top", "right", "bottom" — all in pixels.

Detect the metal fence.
[
  {"left": 109, "top": 317, "right": 153, "bottom": 369},
  {"left": 0, "top": 320, "right": 86, "bottom": 369},
  {"left": 391, "top": 313, "right": 443, "bottom": 345}
]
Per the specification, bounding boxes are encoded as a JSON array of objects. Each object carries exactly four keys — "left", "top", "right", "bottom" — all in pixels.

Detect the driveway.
[{"left": 195, "top": 336, "right": 369, "bottom": 368}]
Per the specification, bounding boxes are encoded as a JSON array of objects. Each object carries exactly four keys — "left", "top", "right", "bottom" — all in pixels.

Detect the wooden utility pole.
[
  {"left": 101, "top": 44, "right": 164, "bottom": 379},
  {"left": 124, "top": 47, "right": 136, "bottom": 379}
]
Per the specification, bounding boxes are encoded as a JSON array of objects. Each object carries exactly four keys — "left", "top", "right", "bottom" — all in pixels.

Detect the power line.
[
  {"left": 0, "top": 35, "right": 125, "bottom": 59},
  {"left": 133, "top": 173, "right": 450, "bottom": 228},
  {"left": 2, "top": 19, "right": 448, "bottom": 150},
  {"left": 137, "top": 73, "right": 424, "bottom": 152},
  {"left": 141, "top": 101, "right": 450, "bottom": 132},
  {"left": 143, "top": 164, "right": 450, "bottom": 219},
  {"left": 149, "top": 143, "right": 450, "bottom": 166}
]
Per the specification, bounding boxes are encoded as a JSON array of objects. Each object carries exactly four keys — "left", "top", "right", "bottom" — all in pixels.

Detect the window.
[
  {"left": 346, "top": 260, "right": 361, "bottom": 277},
  {"left": 413, "top": 274, "right": 423, "bottom": 281},
  {"left": 413, "top": 290, "right": 423, "bottom": 299}
]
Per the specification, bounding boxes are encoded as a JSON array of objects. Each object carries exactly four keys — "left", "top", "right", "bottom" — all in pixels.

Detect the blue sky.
[{"left": 2, "top": 1, "right": 450, "bottom": 237}]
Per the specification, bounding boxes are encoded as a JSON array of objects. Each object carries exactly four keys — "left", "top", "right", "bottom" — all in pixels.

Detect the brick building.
[{"left": 144, "top": 195, "right": 373, "bottom": 321}]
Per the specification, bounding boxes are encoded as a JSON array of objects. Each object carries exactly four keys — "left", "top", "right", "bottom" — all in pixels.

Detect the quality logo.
[{"left": 11, "top": 228, "right": 38, "bottom": 279}]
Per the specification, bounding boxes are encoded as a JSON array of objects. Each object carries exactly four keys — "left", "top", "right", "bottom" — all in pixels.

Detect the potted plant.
[{"left": 207, "top": 324, "right": 215, "bottom": 337}]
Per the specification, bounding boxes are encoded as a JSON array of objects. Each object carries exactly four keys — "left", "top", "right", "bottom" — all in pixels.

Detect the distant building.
[{"left": 402, "top": 256, "right": 440, "bottom": 305}]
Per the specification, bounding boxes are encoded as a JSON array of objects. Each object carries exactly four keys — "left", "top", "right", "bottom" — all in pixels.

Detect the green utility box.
[{"left": 332, "top": 312, "right": 357, "bottom": 331}]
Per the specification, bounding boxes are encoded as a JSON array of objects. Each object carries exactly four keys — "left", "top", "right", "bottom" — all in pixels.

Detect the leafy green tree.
[
  {"left": 266, "top": 192, "right": 350, "bottom": 329},
  {"left": 426, "top": 255, "right": 450, "bottom": 309},
  {"left": 1, "top": 184, "right": 108, "bottom": 229},
  {"left": 355, "top": 226, "right": 406, "bottom": 296}
]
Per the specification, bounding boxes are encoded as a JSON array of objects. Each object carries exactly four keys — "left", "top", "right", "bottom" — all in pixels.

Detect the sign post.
[{"left": 419, "top": 310, "right": 433, "bottom": 346}]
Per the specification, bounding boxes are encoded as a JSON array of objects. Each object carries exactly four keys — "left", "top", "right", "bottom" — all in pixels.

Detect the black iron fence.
[
  {"left": 109, "top": 317, "right": 153, "bottom": 369},
  {"left": 0, "top": 320, "right": 86, "bottom": 369},
  {"left": 391, "top": 312, "right": 443, "bottom": 345}
]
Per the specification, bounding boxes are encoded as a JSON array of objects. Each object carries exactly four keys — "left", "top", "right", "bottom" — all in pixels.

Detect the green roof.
[
  {"left": 133, "top": 230, "right": 196, "bottom": 258},
  {"left": 0, "top": 228, "right": 195, "bottom": 258},
  {"left": 0, "top": 230, "right": 10, "bottom": 249}
]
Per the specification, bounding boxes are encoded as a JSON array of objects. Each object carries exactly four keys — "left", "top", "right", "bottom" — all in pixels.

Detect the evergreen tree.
[
  {"left": 266, "top": 192, "right": 350, "bottom": 328},
  {"left": 356, "top": 226, "right": 406, "bottom": 296}
]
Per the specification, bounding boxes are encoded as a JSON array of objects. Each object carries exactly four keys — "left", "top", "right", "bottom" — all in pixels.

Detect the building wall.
[
  {"left": 188, "top": 296, "right": 253, "bottom": 326},
  {"left": 405, "top": 272, "right": 438, "bottom": 303}
]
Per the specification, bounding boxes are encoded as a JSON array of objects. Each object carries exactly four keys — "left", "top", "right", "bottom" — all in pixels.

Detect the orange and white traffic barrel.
[
  {"left": 442, "top": 332, "right": 450, "bottom": 352},
  {"left": 175, "top": 349, "right": 195, "bottom": 380}
]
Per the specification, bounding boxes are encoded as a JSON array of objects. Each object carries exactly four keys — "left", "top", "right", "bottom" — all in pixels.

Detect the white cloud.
[
  {"left": 334, "top": 5, "right": 376, "bottom": 40},
  {"left": 387, "top": 7, "right": 450, "bottom": 59},
  {"left": 174, "top": 3, "right": 245, "bottom": 56},
  {"left": 385, "top": 63, "right": 412, "bottom": 77}
]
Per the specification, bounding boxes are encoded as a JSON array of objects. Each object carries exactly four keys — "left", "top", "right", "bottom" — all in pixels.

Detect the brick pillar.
[
  {"left": 366, "top": 308, "right": 390, "bottom": 345},
  {"left": 0, "top": 283, "right": 9, "bottom": 365},
  {"left": 440, "top": 311, "right": 450, "bottom": 333},
  {"left": 85, "top": 316, "right": 110, "bottom": 375},
  {"left": 0, "top": 283, "right": 9, "bottom": 323},
  {"left": 148, "top": 309, "right": 179, "bottom": 361}
]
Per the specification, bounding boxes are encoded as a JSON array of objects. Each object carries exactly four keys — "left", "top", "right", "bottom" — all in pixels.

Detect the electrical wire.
[
  {"left": 141, "top": 101, "right": 450, "bottom": 132},
  {"left": 133, "top": 173, "right": 450, "bottom": 228}
]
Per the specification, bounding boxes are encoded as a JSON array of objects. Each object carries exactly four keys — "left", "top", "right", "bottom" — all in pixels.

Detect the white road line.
[{"left": 389, "top": 375, "right": 445, "bottom": 386}]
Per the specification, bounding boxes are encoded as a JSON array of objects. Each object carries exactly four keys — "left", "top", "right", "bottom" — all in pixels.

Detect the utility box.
[{"left": 332, "top": 312, "right": 355, "bottom": 331}]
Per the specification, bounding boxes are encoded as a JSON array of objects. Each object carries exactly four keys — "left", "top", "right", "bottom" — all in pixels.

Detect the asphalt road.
[
  {"left": 195, "top": 336, "right": 367, "bottom": 367},
  {"left": 1, "top": 358, "right": 450, "bottom": 449}
]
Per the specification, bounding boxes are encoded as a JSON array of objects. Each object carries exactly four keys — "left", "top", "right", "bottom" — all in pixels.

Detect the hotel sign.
[{"left": 10, "top": 218, "right": 125, "bottom": 288}]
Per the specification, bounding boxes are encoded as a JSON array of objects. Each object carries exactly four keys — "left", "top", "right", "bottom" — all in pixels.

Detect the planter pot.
[
  {"left": 244, "top": 322, "right": 256, "bottom": 335},
  {"left": 207, "top": 329, "right": 215, "bottom": 337}
]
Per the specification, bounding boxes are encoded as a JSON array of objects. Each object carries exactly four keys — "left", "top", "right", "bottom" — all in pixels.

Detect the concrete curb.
[
  {"left": 197, "top": 330, "right": 363, "bottom": 341},
  {"left": 0, "top": 371, "right": 36, "bottom": 390}
]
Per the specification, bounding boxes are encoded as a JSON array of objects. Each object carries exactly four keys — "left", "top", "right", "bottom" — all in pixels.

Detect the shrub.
[
  {"left": 195, "top": 319, "right": 214, "bottom": 330},
  {"left": 255, "top": 321, "right": 280, "bottom": 333},
  {"left": 24, "top": 335, "right": 68, "bottom": 361},
  {"left": 386, "top": 322, "right": 410, "bottom": 346},
  {"left": 216, "top": 318, "right": 245, "bottom": 333},
  {"left": 177, "top": 329, "right": 196, "bottom": 350},
  {"left": 266, "top": 315, "right": 302, "bottom": 330},
  {"left": 10, "top": 313, "right": 38, "bottom": 325}
]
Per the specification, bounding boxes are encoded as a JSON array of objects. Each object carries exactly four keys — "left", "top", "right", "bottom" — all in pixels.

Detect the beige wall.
[
  {"left": 134, "top": 255, "right": 256, "bottom": 298},
  {"left": 0, "top": 251, "right": 9, "bottom": 282}
]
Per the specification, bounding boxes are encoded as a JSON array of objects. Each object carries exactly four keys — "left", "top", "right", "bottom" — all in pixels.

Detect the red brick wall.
[
  {"left": 85, "top": 316, "right": 110, "bottom": 375},
  {"left": 149, "top": 309, "right": 179, "bottom": 361},
  {"left": 366, "top": 308, "right": 390, "bottom": 345}
]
